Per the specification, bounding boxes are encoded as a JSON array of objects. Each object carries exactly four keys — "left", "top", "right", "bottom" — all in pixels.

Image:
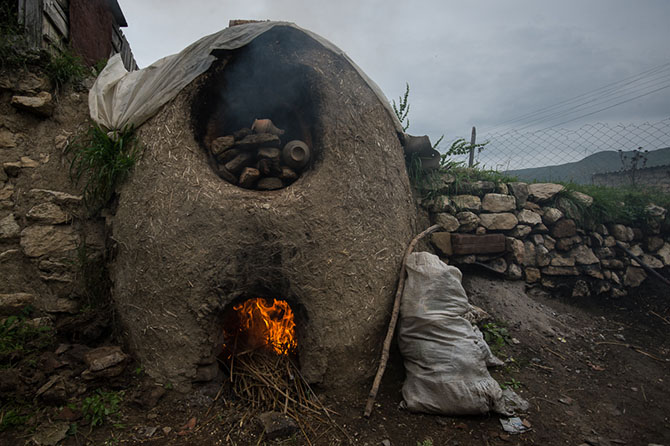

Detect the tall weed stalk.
[{"left": 66, "top": 124, "right": 141, "bottom": 211}]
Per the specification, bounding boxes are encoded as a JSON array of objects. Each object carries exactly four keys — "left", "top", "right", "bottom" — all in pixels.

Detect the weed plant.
[
  {"left": 45, "top": 48, "right": 86, "bottom": 90},
  {"left": 479, "top": 322, "right": 510, "bottom": 355},
  {"left": 550, "top": 182, "right": 670, "bottom": 228},
  {"left": 66, "top": 124, "right": 141, "bottom": 211},
  {"left": 79, "top": 389, "right": 124, "bottom": 429},
  {"left": 0, "top": 408, "right": 28, "bottom": 432},
  {"left": 0, "top": 308, "right": 53, "bottom": 367}
]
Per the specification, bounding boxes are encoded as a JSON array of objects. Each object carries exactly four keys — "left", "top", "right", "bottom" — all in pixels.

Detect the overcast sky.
[{"left": 116, "top": 0, "right": 670, "bottom": 167}]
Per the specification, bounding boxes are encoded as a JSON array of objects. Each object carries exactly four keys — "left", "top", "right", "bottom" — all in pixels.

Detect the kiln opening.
[
  {"left": 221, "top": 297, "right": 298, "bottom": 360},
  {"left": 192, "top": 30, "right": 321, "bottom": 191}
]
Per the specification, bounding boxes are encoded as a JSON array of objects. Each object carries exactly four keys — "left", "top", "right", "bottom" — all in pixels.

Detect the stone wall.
[
  {"left": 423, "top": 178, "right": 669, "bottom": 297},
  {"left": 0, "top": 68, "right": 105, "bottom": 323},
  {"left": 592, "top": 165, "right": 670, "bottom": 193}
]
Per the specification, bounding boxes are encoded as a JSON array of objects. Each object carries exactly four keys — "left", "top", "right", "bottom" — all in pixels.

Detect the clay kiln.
[{"left": 108, "top": 24, "right": 417, "bottom": 390}]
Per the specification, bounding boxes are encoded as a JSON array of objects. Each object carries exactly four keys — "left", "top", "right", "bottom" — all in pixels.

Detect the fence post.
[{"left": 468, "top": 126, "right": 476, "bottom": 167}]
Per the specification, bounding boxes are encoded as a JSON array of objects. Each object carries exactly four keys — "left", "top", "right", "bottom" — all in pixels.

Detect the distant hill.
[{"left": 505, "top": 147, "right": 670, "bottom": 184}]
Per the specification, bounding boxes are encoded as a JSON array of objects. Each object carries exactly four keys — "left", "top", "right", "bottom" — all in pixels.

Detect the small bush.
[
  {"left": 66, "top": 124, "right": 141, "bottom": 210},
  {"left": 80, "top": 389, "right": 124, "bottom": 428},
  {"left": 45, "top": 48, "right": 86, "bottom": 90},
  {"left": 480, "top": 322, "right": 510, "bottom": 354}
]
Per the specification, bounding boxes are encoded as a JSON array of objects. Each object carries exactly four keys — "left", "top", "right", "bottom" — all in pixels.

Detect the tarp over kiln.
[{"left": 89, "top": 21, "right": 403, "bottom": 133}]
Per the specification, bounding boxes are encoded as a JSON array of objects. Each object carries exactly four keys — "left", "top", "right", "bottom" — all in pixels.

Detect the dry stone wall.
[
  {"left": 0, "top": 68, "right": 104, "bottom": 322},
  {"left": 423, "top": 178, "right": 669, "bottom": 297}
]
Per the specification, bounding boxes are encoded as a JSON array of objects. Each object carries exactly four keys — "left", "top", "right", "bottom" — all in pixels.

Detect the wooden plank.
[
  {"left": 111, "top": 26, "right": 122, "bottom": 51},
  {"left": 43, "top": 0, "right": 68, "bottom": 40},
  {"left": 18, "top": 0, "right": 27, "bottom": 25},
  {"left": 42, "top": 15, "right": 65, "bottom": 52},
  {"left": 23, "top": 0, "right": 43, "bottom": 47},
  {"left": 115, "top": 27, "right": 138, "bottom": 71},
  {"left": 450, "top": 233, "right": 506, "bottom": 255}
]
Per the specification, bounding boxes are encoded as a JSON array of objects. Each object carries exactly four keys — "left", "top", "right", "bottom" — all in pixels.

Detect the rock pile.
[
  {"left": 209, "top": 119, "right": 311, "bottom": 190},
  {"left": 424, "top": 180, "right": 669, "bottom": 297}
]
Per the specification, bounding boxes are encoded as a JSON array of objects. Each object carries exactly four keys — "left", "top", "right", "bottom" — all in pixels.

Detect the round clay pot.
[{"left": 282, "top": 140, "right": 311, "bottom": 170}]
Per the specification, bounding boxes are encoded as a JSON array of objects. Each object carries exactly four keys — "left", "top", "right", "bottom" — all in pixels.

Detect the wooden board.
[
  {"left": 451, "top": 233, "right": 506, "bottom": 255},
  {"left": 43, "top": 0, "right": 69, "bottom": 39}
]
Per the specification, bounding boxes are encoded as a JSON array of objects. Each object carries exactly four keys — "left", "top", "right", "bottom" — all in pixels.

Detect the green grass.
[
  {"left": 550, "top": 182, "right": 670, "bottom": 228},
  {"left": 80, "top": 389, "right": 124, "bottom": 429},
  {"left": 66, "top": 124, "right": 142, "bottom": 211},
  {"left": 45, "top": 48, "right": 86, "bottom": 90},
  {"left": 480, "top": 322, "right": 511, "bottom": 355},
  {"left": 0, "top": 407, "right": 28, "bottom": 432},
  {"left": 0, "top": 308, "right": 53, "bottom": 367},
  {"left": 501, "top": 378, "right": 522, "bottom": 390}
]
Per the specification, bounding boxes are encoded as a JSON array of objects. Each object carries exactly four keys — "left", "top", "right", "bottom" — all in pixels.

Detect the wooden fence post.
[{"left": 468, "top": 126, "right": 476, "bottom": 167}]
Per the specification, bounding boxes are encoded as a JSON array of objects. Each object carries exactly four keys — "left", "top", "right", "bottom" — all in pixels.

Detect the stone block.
[
  {"left": 551, "top": 219, "right": 577, "bottom": 238},
  {"left": 506, "top": 263, "right": 523, "bottom": 280},
  {"left": 456, "top": 211, "right": 479, "bottom": 232},
  {"left": 528, "top": 183, "right": 564, "bottom": 202},
  {"left": 623, "top": 266, "right": 646, "bottom": 287},
  {"left": 609, "top": 224, "right": 634, "bottom": 242},
  {"left": 27, "top": 203, "right": 70, "bottom": 224},
  {"left": 434, "top": 213, "right": 460, "bottom": 232},
  {"left": 20, "top": 225, "right": 79, "bottom": 257},
  {"left": 0, "top": 293, "right": 35, "bottom": 316},
  {"left": 518, "top": 209, "right": 542, "bottom": 226},
  {"left": 0, "top": 213, "right": 20, "bottom": 239},
  {"left": 479, "top": 212, "right": 518, "bottom": 230},
  {"left": 508, "top": 182, "right": 529, "bottom": 207},
  {"left": 11, "top": 91, "right": 54, "bottom": 117},
  {"left": 570, "top": 245, "right": 599, "bottom": 265},
  {"left": 524, "top": 267, "right": 541, "bottom": 283},
  {"left": 481, "top": 193, "right": 516, "bottom": 212},
  {"left": 542, "top": 266, "right": 579, "bottom": 276},
  {"left": 542, "top": 207, "right": 563, "bottom": 225},
  {"left": 431, "top": 232, "right": 452, "bottom": 256},
  {"left": 452, "top": 195, "right": 481, "bottom": 212},
  {"left": 555, "top": 235, "right": 581, "bottom": 251}
]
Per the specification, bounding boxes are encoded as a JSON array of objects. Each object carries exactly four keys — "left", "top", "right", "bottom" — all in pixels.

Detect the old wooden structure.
[{"left": 17, "top": 0, "right": 137, "bottom": 70}]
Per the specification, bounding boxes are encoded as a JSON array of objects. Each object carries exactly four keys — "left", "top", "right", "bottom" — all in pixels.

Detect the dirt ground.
[{"left": 2, "top": 270, "right": 669, "bottom": 446}]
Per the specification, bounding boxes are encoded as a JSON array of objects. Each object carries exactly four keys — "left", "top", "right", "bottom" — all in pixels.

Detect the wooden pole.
[
  {"left": 363, "top": 224, "right": 442, "bottom": 418},
  {"left": 468, "top": 126, "right": 476, "bottom": 167}
]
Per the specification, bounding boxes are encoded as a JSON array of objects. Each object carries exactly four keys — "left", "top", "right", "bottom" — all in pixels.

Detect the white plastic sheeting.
[
  {"left": 89, "top": 21, "right": 402, "bottom": 132},
  {"left": 398, "top": 252, "right": 507, "bottom": 415}
]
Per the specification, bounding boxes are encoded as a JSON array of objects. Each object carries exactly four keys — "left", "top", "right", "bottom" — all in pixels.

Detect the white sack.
[
  {"left": 89, "top": 21, "right": 402, "bottom": 132},
  {"left": 398, "top": 252, "right": 505, "bottom": 415}
]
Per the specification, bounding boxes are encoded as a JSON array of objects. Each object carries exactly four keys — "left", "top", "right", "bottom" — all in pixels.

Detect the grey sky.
[{"left": 116, "top": 0, "right": 670, "bottom": 165}]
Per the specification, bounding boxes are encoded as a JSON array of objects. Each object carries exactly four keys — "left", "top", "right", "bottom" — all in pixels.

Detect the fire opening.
[{"left": 222, "top": 297, "right": 298, "bottom": 359}]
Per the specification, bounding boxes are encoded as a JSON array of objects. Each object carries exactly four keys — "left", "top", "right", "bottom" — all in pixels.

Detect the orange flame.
[{"left": 232, "top": 298, "right": 297, "bottom": 356}]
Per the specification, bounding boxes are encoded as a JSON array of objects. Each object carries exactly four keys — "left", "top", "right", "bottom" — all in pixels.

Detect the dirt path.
[{"left": 3, "top": 273, "right": 668, "bottom": 446}]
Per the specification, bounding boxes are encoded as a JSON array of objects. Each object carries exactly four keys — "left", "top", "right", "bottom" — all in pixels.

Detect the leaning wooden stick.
[
  {"left": 616, "top": 240, "right": 670, "bottom": 287},
  {"left": 363, "top": 224, "right": 442, "bottom": 417}
]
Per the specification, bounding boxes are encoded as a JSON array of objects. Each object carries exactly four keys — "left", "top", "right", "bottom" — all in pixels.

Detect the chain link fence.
[{"left": 451, "top": 117, "right": 670, "bottom": 191}]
